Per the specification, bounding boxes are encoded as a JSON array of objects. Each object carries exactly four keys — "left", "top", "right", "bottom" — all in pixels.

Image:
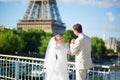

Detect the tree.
[
  {"left": 38, "top": 33, "right": 53, "bottom": 56},
  {"left": 107, "top": 48, "right": 115, "bottom": 55},
  {"left": 63, "top": 30, "right": 76, "bottom": 46},
  {"left": 20, "top": 30, "right": 46, "bottom": 53},
  {"left": 62, "top": 30, "right": 76, "bottom": 61},
  {"left": 91, "top": 37, "right": 106, "bottom": 56},
  {"left": 0, "top": 30, "right": 24, "bottom": 54}
]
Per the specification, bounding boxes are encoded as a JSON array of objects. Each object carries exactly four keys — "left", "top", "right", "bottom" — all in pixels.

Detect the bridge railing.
[{"left": 0, "top": 54, "right": 119, "bottom": 80}]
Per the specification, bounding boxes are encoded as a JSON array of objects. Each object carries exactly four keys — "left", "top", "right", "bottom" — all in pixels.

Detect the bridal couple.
[{"left": 44, "top": 23, "right": 93, "bottom": 80}]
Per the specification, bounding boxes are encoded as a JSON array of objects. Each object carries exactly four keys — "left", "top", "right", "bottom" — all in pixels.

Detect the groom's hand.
[{"left": 71, "top": 39, "right": 75, "bottom": 44}]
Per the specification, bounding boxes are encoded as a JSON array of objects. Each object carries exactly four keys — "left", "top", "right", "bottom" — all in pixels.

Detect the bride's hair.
[{"left": 55, "top": 34, "right": 61, "bottom": 41}]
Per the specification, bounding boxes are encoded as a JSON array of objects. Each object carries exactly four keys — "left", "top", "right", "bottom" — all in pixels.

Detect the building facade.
[
  {"left": 105, "top": 37, "right": 120, "bottom": 53},
  {"left": 17, "top": 0, "right": 66, "bottom": 35}
]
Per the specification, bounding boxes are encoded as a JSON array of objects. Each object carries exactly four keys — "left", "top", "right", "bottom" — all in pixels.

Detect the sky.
[{"left": 0, "top": 0, "right": 120, "bottom": 39}]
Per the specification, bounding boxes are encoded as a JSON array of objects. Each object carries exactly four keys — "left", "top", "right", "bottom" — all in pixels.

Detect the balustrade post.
[
  {"left": 92, "top": 67, "right": 95, "bottom": 80},
  {"left": 107, "top": 69, "right": 111, "bottom": 80},
  {"left": 42, "top": 68, "right": 45, "bottom": 80},
  {"left": 72, "top": 70, "right": 74, "bottom": 80},
  {"left": 0, "top": 59, "right": 1, "bottom": 76},
  {"left": 15, "top": 59, "right": 19, "bottom": 80},
  {"left": 87, "top": 70, "right": 90, "bottom": 80}
]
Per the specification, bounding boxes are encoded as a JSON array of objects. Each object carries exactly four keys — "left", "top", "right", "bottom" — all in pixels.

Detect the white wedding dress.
[{"left": 44, "top": 37, "right": 69, "bottom": 80}]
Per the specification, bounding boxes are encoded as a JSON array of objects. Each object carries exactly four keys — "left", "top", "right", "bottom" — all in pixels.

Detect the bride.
[{"left": 44, "top": 34, "right": 70, "bottom": 80}]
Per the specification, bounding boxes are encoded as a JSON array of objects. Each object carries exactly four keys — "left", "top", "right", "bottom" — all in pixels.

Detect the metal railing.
[{"left": 0, "top": 54, "right": 120, "bottom": 80}]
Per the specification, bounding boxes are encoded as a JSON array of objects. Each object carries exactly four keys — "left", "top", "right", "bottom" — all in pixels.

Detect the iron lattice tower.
[{"left": 17, "top": 0, "right": 66, "bottom": 35}]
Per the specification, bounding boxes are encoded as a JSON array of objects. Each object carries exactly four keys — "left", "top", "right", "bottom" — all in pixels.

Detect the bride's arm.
[
  {"left": 65, "top": 44, "right": 72, "bottom": 55},
  {"left": 67, "top": 50, "right": 72, "bottom": 55}
]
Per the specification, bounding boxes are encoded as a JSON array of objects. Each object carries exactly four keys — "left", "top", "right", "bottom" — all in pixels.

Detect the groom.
[{"left": 70, "top": 23, "right": 93, "bottom": 80}]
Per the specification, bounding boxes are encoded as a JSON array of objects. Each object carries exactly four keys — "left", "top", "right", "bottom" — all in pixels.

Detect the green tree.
[
  {"left": 16, "top": 30, "right": 53, "bottom": 56},
  {"left": 107, "top": 48, "right": 115, "bottom": 55},
  {"left": 91, "top": 37, "right": 106, "bottom": 56},
  {"left": 38, "top": 33, "right": 53, "bottom": 56},
  {"left": 63, "top": 30, "right": 76, "bottom": 46},
  {"left": 0, "top": 30, "right": 24, "bottom": 54},
  {"left": 21, "top": 30, "right": 46, "bottom": 53},
  {"left": 62, "top": 30, "right": 76, "bottom": 60}
]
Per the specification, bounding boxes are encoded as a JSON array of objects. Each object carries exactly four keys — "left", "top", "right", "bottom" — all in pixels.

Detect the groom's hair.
[{"left": 73, "top": 23, "right": 82, "bottom": 33}]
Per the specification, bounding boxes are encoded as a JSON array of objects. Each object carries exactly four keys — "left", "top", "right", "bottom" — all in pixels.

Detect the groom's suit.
[{"left": 70, "top": 33, "right": 93, "bottom": 80}]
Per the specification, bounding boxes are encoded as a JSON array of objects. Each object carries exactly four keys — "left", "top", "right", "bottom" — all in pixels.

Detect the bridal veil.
[
  {"left": 44, "top": 37, "right": 57, "bottom": 80},
  {"left": 44, "top": 36, "right": 70, "bottom": 80}
]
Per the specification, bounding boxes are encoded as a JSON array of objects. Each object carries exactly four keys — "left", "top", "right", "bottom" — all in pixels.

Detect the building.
[
  {"left": 105, "top": 37, "right": 120, "bottom": 53},
  {"left": 17, "top": 0, "right": 66, "bottom": 35},
  {"left": 0, "top": 25, "right": 16, "bottom": 30},
  {"left": 0, "top": 25, "right": 5, "bottom": 30}
]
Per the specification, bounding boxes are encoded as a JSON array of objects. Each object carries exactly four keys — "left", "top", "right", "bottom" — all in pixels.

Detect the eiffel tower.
[{"left": 17, "top": 0, "right": 66, "bottom": 35}]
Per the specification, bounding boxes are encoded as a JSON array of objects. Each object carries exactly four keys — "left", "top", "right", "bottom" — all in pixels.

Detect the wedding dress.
[{"left": 44, "top": 37, "right": 69, "bottom": 80}]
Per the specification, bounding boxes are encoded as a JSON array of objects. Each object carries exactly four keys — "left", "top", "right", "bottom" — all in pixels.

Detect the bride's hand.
[{"left": 71, "top": 39, "right": 75, "bottom": 44}]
